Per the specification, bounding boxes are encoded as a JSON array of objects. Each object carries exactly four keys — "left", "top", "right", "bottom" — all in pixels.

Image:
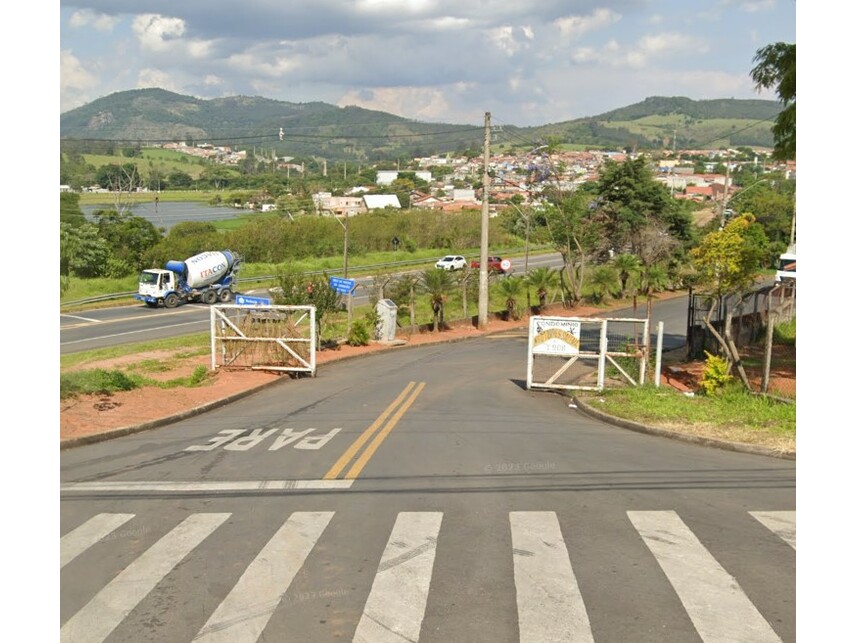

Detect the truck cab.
[
  {"left": 137, "top": 269, "right": 181, "bottom": 308},
  {"left": 775, "top": 244, "right": 796, "bottom": 283}
]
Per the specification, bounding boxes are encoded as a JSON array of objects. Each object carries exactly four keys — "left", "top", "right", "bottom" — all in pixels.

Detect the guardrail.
[{"left": 60, "top": 247, "right": 557, "bottom": 309}]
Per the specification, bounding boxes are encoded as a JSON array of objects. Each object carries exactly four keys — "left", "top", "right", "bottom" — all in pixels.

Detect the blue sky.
[{"left": 59, "top": 0, "right": 796, "bottom": 126}]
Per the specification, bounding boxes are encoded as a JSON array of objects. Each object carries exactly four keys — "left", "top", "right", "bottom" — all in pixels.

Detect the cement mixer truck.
[{"left": 135, "top": 250, "right": 240, "bottom": 308}]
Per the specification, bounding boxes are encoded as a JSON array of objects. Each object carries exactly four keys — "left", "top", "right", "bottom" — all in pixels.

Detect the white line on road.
[
  {"left": 61, "top": 319, "right": 209, "bottom": 346},
  {"left": 353, "top": 512, "right": 443, "bottom": 643},
  {"left": 60, "top": 313, "right": 103, "bottom": 322},
  {"left": 750, "top": 511, "right": 796, "bottom": 550},
  {"left": 61, "top": 480, "right": 354, "bottom": 492},
  {"left": 192, "top": 512, "right": 334, "bottom": 643},
  {"left": 628, "top": 510, "right": 782, "bottom": 643},
  {"left": 510, "top": 511, "right": 594, "bottom": 643},
  {"left": 61, "top": 513, "right": 230, "bottom": 643},
  {"left": 61, "top": 513, "right": 135, "bottom": 568}
]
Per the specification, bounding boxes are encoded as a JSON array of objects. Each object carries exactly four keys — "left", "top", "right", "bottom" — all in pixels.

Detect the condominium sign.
[{"left": 530, "top": 317, "right": 581, "bottom": 356}]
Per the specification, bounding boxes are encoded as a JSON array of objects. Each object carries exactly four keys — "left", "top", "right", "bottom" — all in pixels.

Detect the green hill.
[{"left": 60, "top": 89, "right": 782, "bottom": 160}]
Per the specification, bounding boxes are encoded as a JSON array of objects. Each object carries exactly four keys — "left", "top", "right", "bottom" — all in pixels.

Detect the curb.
[
  {"left": 572, "top": 395, "right": 796, "bottom": 461},
  {"left": 60, "top": 330, "right": 509, "bottom": 450},
  {"left": 60, "top": 377, "right": 287, "bottom": 450}
]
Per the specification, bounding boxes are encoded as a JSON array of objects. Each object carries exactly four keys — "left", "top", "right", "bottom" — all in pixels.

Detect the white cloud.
[
  {"left": 554, "top": 8, "right": 621, "bottom": 39},
  {"left": 133, "top": 14, "right": 186, "bottom": 52},
  {"left": 68, "top": 9, "right": 120, "bottom": 32},
  {"left": 137, "top": 68, "right": 182, "bottom": 93},
  {"left": 60, "top": 50, "right": 98, "bottom": 93}
]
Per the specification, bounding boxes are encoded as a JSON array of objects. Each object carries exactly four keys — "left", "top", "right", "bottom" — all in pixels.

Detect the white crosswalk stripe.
[
  {"left": 750, "top": 510, "right": 796, "bottom": 549},
  {"left": 61, "top": 513, "right": 230, "bottom": 643},
  {"left": 192, "top": 512, "right": 334, "bottom": 643},
  {"left": 61, "top": 509, "right": 794, "bottom": 642},
  {"left": 628, "top": 510, "right": 783, "bottom": 643},
  {"left": 510, "top": 511, "right": 594, "bottom": 643},
  {"left": 353, "top": 512, "right": 443, "bottom": 643},
  {"left": 60, "top": 513, "right": 135, "bottom": 568}
]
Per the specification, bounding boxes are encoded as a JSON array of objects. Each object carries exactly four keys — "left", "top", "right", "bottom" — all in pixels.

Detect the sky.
[{"left": 60, "top": 0, "right": 796, "bottom": 127}]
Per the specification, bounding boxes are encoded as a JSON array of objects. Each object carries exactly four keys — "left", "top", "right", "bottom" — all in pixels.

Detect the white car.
[{"left": 435, "top": 255, "right": 467, "bottom": 270}]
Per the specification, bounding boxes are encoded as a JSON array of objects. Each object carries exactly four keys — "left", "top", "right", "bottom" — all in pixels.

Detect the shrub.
[
  {"left": 60, "top": 369, "right": 141, "bottom": 400},
  {"left": 699, "top": 351, "right": 733, "bottom": 396},
  {"left": 773, "top": 317, "right": 796, "bottom": 344},
  {"left": 347, "top": 319, "right": 371, "bottom": 346}
]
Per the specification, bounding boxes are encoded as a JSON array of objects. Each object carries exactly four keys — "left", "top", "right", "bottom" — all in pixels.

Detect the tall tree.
[
  {"left": 689, "top": 214, "right": 765, "bottom": 389},
  {"left": 751, "top": 42, "right": 796, "bottom": 160}
]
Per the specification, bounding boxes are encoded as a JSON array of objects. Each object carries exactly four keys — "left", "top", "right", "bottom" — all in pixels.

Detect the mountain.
[{"left": 60, "top": 89, "right": 782, "bottom": 160}]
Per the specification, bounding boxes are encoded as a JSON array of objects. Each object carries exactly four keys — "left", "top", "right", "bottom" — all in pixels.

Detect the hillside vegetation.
[{"left": 61, "top": 89, "right": 781, "bottom": 161}]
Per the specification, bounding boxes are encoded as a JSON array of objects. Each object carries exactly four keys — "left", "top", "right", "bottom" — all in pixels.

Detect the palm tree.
[
  {"left": 611, "top": 253, "right": 640, "bottom": 298},
  {"left": 496, "top": 276, "right": 526, "bottom": 321},
  {"left": 525, "top": 266, "right": 560, "bottom": 310},
  {"left": 587, "top": 265, "right": 620, "bottom": 304},
  {"left": 421, "top": 268, "right": 455, "bottom": 331},
  {"left": 394, "top": 272, "right": 421, "bottom": 333}
]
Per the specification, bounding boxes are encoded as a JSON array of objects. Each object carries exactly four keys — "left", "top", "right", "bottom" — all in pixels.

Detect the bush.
[
  {"left": 60, "top": 369, "right": 141, "bottom": 400},
  {"left": 699, "top": 351, "right": 733, "bottom": 396},
  {"left": 347, "top": 320, "right": 371, "bottom": 346},
  {"left": 773, "top": 317, "right": 796, "bottom": 344}
]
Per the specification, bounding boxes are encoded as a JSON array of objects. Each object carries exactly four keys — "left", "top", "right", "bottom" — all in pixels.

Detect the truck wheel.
[
  {"left": 203, "top": 290, "right": 218, "bottom": 305},
  {"left": 164, "top": 293, "right": 180, "bottom": 309},
  {"left": 219, "top": 289, "right": 233, "bottom": 303}
]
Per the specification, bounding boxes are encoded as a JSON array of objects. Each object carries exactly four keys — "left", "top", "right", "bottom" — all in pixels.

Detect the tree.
[
  {"left": 525, "top": 266, "right": 560, "bottom": 309},
  {"left": 689, "top": 214, "right": 763, "bottom": 389},
  {"left": 94, "top": 210, "right": 163, "bottom": 272},
  {"left": 390, "top": 272, "right": 421, "bottom": 334},
  {"left": 587, "top": 265, "right": 619, "bottom": 304},
  {"left": 60, "top": 222, "right": 112, "bottom": 279},
  {"left": 60, "top": 192, "right": 87, "bottom": 227},
  {"left": 594, "top": 157, "right": 692, "bottom": 252},
  {"left": 542, "top": 192, "right": 602, "bottom": 306},
  {"left": 496, "top": 276, "right": 526, "bottom": 320},
  {"left": 751, "top": 42, "right": 796, "bottom": 160},
  {"left": 611, "top": 253, "right": 641, "bottom": 298},
  {"left": 420, "top": 268, "right": 455, "bottom": 331},
  {"left": 271, "top": 267, "right": 343, "bottom": 348}
]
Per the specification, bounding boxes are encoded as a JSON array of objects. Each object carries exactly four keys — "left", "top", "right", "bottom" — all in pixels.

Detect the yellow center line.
[
  {"left": 345, "top": 382, "right": 426, "bottom": 480},
  {"left": 323, "top": 382, "right": 418, "bottom": 480}
]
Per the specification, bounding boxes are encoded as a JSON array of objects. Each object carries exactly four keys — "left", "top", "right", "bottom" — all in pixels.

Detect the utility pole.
[
  {"left": 719, "top": 151, "right": 731, "bottom": 229},
  {"left": 478, "top": 112, "right": 491, "bottom": 330}
]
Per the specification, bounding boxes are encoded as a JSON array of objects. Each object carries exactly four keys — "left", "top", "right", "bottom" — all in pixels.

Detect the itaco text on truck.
[{"left": 136, "top": 250, "right": 240, "bottom": 308}]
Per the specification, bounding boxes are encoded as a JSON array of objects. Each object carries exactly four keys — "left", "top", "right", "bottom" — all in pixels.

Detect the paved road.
[
  {"left": 59, "top": 253, "right": 567, "bottom": 354},
  {"left": 60, "top": 333, "right": 795, "bottom": 642}
]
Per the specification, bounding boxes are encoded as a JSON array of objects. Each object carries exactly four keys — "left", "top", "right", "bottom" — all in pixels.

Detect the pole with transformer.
[{"left": 478, "top": 112, "right": 491, "bottom": 329}]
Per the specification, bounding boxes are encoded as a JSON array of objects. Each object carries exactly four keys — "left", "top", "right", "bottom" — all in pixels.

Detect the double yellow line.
[{"left": 324, "top": 381, "right": 426, "bottom": 480}]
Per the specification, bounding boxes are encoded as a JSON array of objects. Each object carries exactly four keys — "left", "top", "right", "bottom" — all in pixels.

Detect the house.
[{"left": 363, "top": 194, "right": 401, "bottom": 210}]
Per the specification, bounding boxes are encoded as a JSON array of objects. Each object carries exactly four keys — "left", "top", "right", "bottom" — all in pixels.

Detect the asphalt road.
[
  {"left": 59, "top": 252, "right": 568, "bottom": 355},
  {"left": 60, "top": 332, "right": 795, "bottom": 642}
]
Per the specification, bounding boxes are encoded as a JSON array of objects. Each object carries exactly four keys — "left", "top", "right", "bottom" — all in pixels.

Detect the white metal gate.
[
  {"left": 210, "top": 305, "right": 316, "bottom": 375},
  {"left": 526, "top": 316, "right": 650, "bottom": 392}
]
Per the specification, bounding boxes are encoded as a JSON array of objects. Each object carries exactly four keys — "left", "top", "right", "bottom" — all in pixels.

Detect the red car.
[{"left": 470, "top": 256, "right": 509, "bottom": 274}]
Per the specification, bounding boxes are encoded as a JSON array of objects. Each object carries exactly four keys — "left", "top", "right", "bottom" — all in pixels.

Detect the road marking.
[
  {"left": 61, "top": 480, "right": 354, "bottom": 493},
  {"left": 61, "top": 513, "right": 135, "bottom": 568},
  {"left": 628, "top": 510, "right": 781, "bottom": 643},
  {"left": 353, "top": 512, "right": 442, "bottom": 643},
  {"left": 61, "top": 313, "right": 103, "bottom": 323},
  {"left": 750, "top": 511, "right": 796, "bottom": 549},
  {"left": 510, "top": 511, "right": 594, "bottom": 643},
  {"left": 324, "top": 381, "right": 425, "bottom": 480},
  {"left": 61, "top": 513, "right": 230, "bottom": 643},
  {"left": 61, "top": 319, "right": 209, "bottom": 346},
  {"left": 192, "top": 512, "right": 334, "bottom": 643}
]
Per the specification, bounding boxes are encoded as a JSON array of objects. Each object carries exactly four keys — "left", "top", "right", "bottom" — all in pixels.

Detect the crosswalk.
[{"left": 61, "top": 509, "right": 795, "bottom": 642}]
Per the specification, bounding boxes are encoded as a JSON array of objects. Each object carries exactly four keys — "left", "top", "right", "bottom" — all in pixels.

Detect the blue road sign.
[
  {"left": 235, "top": 294, "right": 272, "bottom": 306},
  {"left": 329, "top": 277, "right": 357, "bottom": 294}
]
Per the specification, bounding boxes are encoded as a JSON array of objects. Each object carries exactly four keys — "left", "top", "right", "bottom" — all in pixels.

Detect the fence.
[
  {"left": 210, "top": 304, "right": 316, "bottom": 375},
  {"left": 526, "top": 316, "right": 650, "bottom": 392},
  {"left": 687, "top": 282, "right": 795, "bottom": 400}
]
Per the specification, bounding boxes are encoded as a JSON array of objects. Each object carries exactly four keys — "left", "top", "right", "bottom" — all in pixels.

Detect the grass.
[
  {"left": 60, "top": 333, "right": 210, "bottom": 370},
  {"left": 60, "top": 365, "right": 211, "bottom": 400},
  {"left": 577, "top": 383, "right": 795, "bottom": 451}
]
